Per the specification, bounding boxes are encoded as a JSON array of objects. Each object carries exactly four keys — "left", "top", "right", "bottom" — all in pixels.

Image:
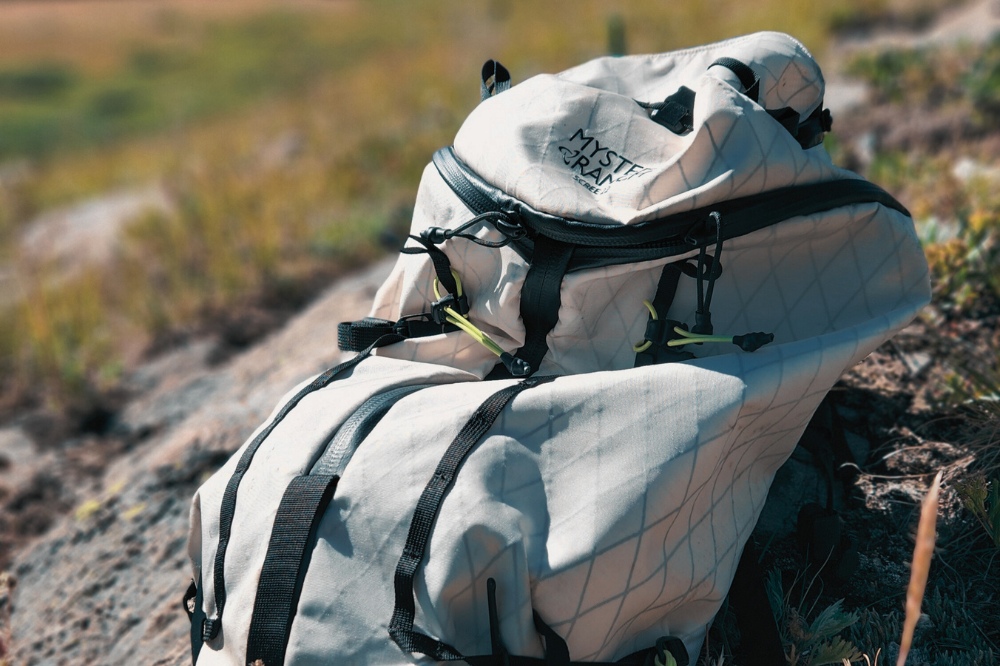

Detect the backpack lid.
[{"left": 453, "top": 31, "right": 836, "bottom": 228}]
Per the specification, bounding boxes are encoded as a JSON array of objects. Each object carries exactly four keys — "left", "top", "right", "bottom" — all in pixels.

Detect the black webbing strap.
[
  {"left": 488, "top": 236, "right": 573, "bottom": 379},
  {"left": 481, "top": 60, "right": 511, "bottom": 101},
  {"left": 244, "top": 383, "right": 430, "bottom": 665},
  {"left": 709, "top": 57, "right": 760, "bottom": 103},
  {"left": 532, "top": 610, "right": 571, "bottom": 664},
  {"left": 338, "top": 316, "right": 457, "bottom": 352},
  {"left": 204, "top": 333, "right": 401, "bottom": 643},
  {"left": 389, "top": 375, "right": 556, "bottom": 659},
  {"left": 384, "top": 374, "right": 691, "bottom": 666},
  {"left": 245, "top": 474, "right": 339, "bottom": 666},
  {"left": 403, "top": 234, "right": 462, "bottom": 300},
  {"left": 338, "top": 317, "right": 399, "bottom": 351},
  {"left": 726, "top": 541, "right": 785, "bottom": 666},
  {"left": 183, "top": 578, "right": 205, "bottom": 665}
]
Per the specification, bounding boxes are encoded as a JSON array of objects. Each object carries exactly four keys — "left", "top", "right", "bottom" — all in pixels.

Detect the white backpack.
[{"left": 186, "top": 31, "right": 929, "bottom": 666}]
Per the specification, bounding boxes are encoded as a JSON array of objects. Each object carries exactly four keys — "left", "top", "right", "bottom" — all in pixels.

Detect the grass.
[{"left": 766, "top": 568, "right": 863, "bottom": 665}]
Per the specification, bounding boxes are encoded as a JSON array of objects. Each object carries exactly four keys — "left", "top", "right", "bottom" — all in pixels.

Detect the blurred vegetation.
[
  {"left": 827, "top": 0, "right": 968, "bottom": 34},
  {"left": 0, "top": 11, "right": 378, "bottom": 159},
  {"left": 846, "top": 34, "right": 1000, "bottom": 318},
  {"left": 848, "top": 34, "right": 1000, "bottom": 126}
]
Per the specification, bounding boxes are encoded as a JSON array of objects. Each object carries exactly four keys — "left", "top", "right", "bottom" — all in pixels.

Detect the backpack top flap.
[
  {"left": 364, "top": 32, "right": 928, "bottom": 379},
  {"left": 454, "top": 31, "right": 835, "bottom": 226}
]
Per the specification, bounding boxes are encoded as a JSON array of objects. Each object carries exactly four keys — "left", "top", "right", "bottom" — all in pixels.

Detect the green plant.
[
  {"left": 847, "top": 49, "right": 934, "bottom": 104},
  {"left": 766, "top": 569, "right": 863, "bottom": 666},
  {"left": 955, "top": 476, "right": 1000, "bottom": 548}
]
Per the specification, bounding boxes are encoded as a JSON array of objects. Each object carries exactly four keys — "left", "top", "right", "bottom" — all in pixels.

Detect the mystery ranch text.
[{"left": 556, "top": 128, "right": 651, "bottom": 193}]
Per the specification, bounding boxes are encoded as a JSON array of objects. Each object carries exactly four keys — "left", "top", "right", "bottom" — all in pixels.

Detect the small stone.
[{"left": 899, "top": 351, "right": 932, "bottom": 377}]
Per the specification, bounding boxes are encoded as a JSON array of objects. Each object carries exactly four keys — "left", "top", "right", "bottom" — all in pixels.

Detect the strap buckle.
[{"left": 430, "top": 292, "right": 469, "bottom": 324}]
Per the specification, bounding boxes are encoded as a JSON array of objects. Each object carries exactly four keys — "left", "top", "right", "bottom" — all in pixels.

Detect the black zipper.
[
  {"left": 309, "top": 383, "right": 432, "bottom": 477},
  {"left": 432, "top": 146, "right": 909, "bottom": 271}
]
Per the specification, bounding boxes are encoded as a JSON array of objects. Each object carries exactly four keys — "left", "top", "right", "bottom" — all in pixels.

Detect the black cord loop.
[
  {"left": 418, "top": 211, "right": 525, "bottom": 249},
  {"left": 692, "top": 212, "right": 724, "bottom": 335}
]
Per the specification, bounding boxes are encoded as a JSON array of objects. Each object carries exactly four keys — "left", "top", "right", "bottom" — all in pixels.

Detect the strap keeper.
[
  {"left": 431, "top": 292, "right": 469, "bottom": 324},
  {"left": 653, "top": 636, "right": 690, "bottom": 666},
  {"left": 635, "top": 320, "right": 695, "bottom": 367},
  {"left": 644, "top": 319, "right": 687, "bottom": 347}
]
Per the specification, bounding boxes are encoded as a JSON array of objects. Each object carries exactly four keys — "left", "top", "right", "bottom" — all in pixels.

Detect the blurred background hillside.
[{"left": 3, "top": 1, "right": 1000, "bottom": 665}]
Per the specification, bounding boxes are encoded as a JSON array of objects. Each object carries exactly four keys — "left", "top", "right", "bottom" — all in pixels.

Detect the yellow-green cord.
[
  {"left": 433, "top": 272, "right": 506, "bottom": 358},
  {"left": 633, "top": 298, "right": 737, "bottom": 351},
  {"left": 666, "top": 326, "right": 733, "bottom": 347},
  {"left": 632, "top": 299, "right": 658, "bottom": 353}
]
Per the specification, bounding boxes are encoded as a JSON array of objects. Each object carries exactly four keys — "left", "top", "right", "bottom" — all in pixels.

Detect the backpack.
[{"left": 185, "top": 31, "right": 929, "bottom": 666}]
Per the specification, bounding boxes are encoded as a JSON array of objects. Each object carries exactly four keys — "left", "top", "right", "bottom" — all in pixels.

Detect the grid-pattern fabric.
[{"left": 188, "top": 31, "right": 930, "bottom": 666}]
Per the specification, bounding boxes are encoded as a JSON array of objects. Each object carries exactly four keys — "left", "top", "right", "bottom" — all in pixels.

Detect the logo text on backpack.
[{"left": 556, "top": 128, "right": 651, "bottom": 194}]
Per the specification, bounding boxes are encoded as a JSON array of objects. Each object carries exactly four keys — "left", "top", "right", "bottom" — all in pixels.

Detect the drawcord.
[
  {"left": 399, "top": 209, "right": 525, "bottom": 312},
  {"left": 433, "top": 271, "right": 531, "bottom": 377},
  {"left": 634, "top": 210, "right": 773, "bottom": 354},
  {"left": 693, "top": 211, "right": 723, "bottom": 335},
  {"left": 633, "top": 300, "right": 733, "bottom": 351},
  {"left": 414, "top": 211, "right": 525, "bottom": 249},
  {"left": 633, "top": 301, "right": 656, "bottom": 353},
  {"left": 632, "top": 297, "right": 774, "bottom": 354}
]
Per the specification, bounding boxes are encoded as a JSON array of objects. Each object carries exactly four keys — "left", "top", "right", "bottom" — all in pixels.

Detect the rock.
[
  {"left": 898, "top": 350, "right": 933, "bottom": 377},
  {"left": 952, "top": 157, "right": 1000, "bottom": 183},
  {"left": 5, "top": 257, "right": 395, "bottom": 665},
  {"left": 259, "top": 131, "right": 304, "bottom": 170},
  {"left": 824, "top": 78, "right": 869, "bottom": 117},
  {"left": 17, "top": 185, "right": 172, "bottom": 283}
]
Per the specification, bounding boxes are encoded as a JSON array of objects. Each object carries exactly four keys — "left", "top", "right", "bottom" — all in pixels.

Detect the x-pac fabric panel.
[
  {"left": 194, "top": 303, "right": 912, "bottom": 665},
  {"left": 366, "top": 31, "right": 926, "bottom": 379}
]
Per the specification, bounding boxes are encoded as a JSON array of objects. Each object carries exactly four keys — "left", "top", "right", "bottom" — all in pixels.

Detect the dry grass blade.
[{"left": 896, "top": 470, "right": 942, "bottom": 666}]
